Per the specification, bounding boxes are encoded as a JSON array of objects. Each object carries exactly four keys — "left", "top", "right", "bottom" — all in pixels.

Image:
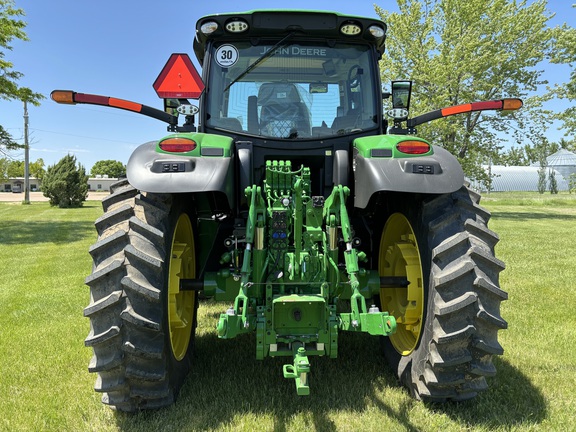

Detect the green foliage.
[
  {"left": 375, "top": 0, "right": 564, "bottom": 180},
  {"left": 525, "top": 140, "right": 559, "bottom": 165},
  {"left": 0, "top": 1, "right": 43, "bottom": 105},
  {"left": 0, "top": 157, "right": 45, "bottom": 181},
  {"left": 0, "top": 157, "right": 8, "bottom": 181},
  {"left": 29, "top": 158, "right": 45, "bottom": 181},
  {"left": 537, "top": 153, "right": 547, "bottom": 195},
  {"left": 90, "top": 159, "right": 126, "bottom": 178},
  {"left": 549, "top": 8, "right": 576, "bottom": 135},
  {"left": 537, "top": 167, "right": 546, "bottom": 194},
  {"left": 494, "top": 145, "right": 529, "bottom": 166},
  {"left": 569, "top": 173, "right": 576, "bottom": 194},
  {"left": 42, "top": 155, "right": 88, "bottom": 208},
  {"left": 0, "top": 125, "right": 21, "bottom": 157},
  {"left": 6, "top": 158, "right": 23, "bottom": 177},
  {"left": 548, "top": 169, "right": 558, "bottom": 194}
]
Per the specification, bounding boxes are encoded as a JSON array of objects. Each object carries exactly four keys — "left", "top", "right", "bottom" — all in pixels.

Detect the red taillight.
[
  {"left": 396, "top": 140, "right": 430, "bottom": 155},
  {"left": 159, "top": 137, "right": 197, "bottom": 153}
]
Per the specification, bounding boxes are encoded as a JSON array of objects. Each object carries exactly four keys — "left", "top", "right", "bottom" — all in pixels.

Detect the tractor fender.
[
  {"left": 127, "top": 141, "right": 234, "bottom": 207},
  {"left": 353, "top": 145, "right": 464, "bottom": 208}
]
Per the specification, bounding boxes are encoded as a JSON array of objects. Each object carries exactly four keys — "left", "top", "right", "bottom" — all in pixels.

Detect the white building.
[
  {"left": 87, "top": 175, "right": 119, "bottom": 192},
  {"left": 2, "top": 177, "right": 41, "bottom": 193},
  {"left": 530, "top": 149, "right": 576, "bottom": 180},
  {"left": 469, "top": 165, "right": 569, "bottom": 192}
]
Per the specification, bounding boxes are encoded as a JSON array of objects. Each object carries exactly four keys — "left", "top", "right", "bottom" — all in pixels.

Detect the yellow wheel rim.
[
  {"left": 168, "top": 213, "right": 196, "bottom": 361},
  {"left": 379, "top": 213, "right": 424, "bottom": 355}
]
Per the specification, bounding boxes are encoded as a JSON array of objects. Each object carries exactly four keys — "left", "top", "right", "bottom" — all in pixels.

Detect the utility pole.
[{"left": 23, "top": 100, "right": 30, "bottom": 204}]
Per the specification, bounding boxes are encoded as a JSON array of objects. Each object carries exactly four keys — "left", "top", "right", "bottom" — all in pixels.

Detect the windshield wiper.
[{"left": 223, "top": 33, "right": 295, "bottom": 93}]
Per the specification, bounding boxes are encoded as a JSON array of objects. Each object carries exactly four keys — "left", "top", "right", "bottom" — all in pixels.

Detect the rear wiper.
[{"left": 223, "top": 33, "right": 295, "bottom": 92}]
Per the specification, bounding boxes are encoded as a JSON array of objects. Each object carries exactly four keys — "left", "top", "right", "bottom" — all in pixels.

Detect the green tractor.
[{"left": 52, "top": 10, "right": 518, "bottom": 411}]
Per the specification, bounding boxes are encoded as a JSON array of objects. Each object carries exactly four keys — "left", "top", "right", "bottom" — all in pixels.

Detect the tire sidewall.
[
  {"left": 379, "top": 197, "right": 433, "bottom": 397},
  {"left": 160, "top": 196, "right": 198, "bottom": 396}
]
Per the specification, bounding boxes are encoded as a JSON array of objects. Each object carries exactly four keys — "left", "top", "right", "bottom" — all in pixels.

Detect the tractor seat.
[{"left": 258, "top": 83, "right": 311, "bottom": 138}]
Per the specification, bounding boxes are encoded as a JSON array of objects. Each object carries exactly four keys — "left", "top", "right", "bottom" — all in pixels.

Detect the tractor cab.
[
  {"left": 201, "top": 38, "right": 382, "bottom": 139},
  {"left": 189, "top": 10, "right": 388, "bottom": 197},
  {"left": 194, "top": 11, "right": 387, "bottom": 137}
]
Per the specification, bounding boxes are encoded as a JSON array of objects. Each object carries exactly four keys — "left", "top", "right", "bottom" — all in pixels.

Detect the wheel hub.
[
  {"left": 379, "top": 213, "right": 424, "bottom": 355},
  {"left": 168, "top": 213, "right": 196, "bottom": 361}
]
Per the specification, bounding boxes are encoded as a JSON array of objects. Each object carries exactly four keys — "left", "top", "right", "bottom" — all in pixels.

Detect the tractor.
[{"left": 51, "top": 9, "right": 518, "bottom": 411}]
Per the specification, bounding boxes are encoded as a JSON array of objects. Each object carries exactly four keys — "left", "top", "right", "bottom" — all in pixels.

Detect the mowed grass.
[{"left": 0, "top": 193, "right": 575, "bottom": 431}]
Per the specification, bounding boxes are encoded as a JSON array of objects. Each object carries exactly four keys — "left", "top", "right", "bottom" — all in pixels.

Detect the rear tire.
[
  {"left": 379, "top": 186, "right": 507, "bottom": 401},
  {"left": 84, "top": 179, "right": 197, "bottom": 411}
]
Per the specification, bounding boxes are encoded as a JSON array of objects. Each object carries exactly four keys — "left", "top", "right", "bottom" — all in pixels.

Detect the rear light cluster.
[
  {"left": 396, "top": 140, "right": 430, "bottom": 155},
  {"left": 159, "top": 137, "right": 197, "bottom": 153}
]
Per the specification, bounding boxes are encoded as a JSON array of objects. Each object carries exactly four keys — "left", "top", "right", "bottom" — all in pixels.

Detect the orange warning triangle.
[{"left": 153, "top": 53, "right": 205, "bottom": 99}]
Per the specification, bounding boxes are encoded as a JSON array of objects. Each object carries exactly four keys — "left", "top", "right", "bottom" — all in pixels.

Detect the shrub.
[
  {"left": 548, "top": 169, "right": 558, "bottom": 194},
  {"left": 569, "top": 173, "right": 576, "bottom": 194},
  {"left": 42, "top": 155, "right": 88, "bottom": 208},
  {"left": 537, "top": 167, "right": 547, "bottom": 194}
]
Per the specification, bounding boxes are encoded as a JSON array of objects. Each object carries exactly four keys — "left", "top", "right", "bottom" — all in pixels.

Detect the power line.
[{"left": 28, "top": 128, "right": 143, "bottom": 145}]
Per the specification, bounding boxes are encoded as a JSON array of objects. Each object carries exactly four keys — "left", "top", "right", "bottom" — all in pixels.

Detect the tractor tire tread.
[
  {"left": 400, "top": 186, "right": 507, "bottom": 401},
  {"left": 85, "top": 183, "right": 186, "bottom": 411}
]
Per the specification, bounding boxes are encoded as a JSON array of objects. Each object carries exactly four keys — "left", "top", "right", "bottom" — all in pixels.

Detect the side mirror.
[
  {"left": 163, "top": 98, "right": 181, "bottom": 116},
  {"left": 391, "top": 80, "right": 412, "bottom": 110}
]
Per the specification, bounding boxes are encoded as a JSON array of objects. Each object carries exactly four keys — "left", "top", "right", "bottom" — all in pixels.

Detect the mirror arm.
[{"left": 51, "top": 90, "right": 179, "bottom": 126}]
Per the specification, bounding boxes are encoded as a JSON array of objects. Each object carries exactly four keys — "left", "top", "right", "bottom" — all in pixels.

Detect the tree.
[
  {"left": 6, "top": 159, "right": 23, "bottom": 177},
  {"left": 375, "top": 0, "right": 568, "bottom": 181},
  {"left": 569, "top": 173, "right": 576, "bottom": 194},
  {"left": 0, "top": 157, "right": 8, "bottom": 181},
  {"left": 1, "top": 157, "right": 44, "bottom": 179},
  {"left": 548, "top": 168, "right": 558, "bottom": 194},
  {"left": 558, "top": 138, "right": 576, "bottom": 153},
  {"left": 0, "top": 0, "right": 44, "bottom": 155},
  {"left": 29, "top": 158, "right": 45, "bottom": 181},
  {"left": 90, "top": 159, "right": 126, "bottom": 178},
  {"left": 549, "top": 5, "right": 576, "bottom": 135},
  {"left": 42, "top": 155, "right": 88, "bottom": 208},
  {"left": 0, "top": 125, "right": 20, "bottom": 157},
  {"left": 495, "top": 146, "right": 529, "bottom": 166},
  {"left": 537, "top": 152, "right": 547, "bottom": 194}
]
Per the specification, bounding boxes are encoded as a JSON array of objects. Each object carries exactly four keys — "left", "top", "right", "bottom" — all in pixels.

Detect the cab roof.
[{"left": 193, "top": 9, "right": 387, "bottom": 64}]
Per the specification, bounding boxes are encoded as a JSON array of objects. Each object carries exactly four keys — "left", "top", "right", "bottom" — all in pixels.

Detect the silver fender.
[
  {"left": 127, "top": 141, "right": 234, "bottom": 206},
  {"left": 353, "top": 145, "right": 464, "bottom": 208}
]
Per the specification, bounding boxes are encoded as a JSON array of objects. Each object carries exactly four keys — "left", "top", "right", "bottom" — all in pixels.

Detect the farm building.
[
  {"left": 469, "top": 165, "right": 569, "bottom": 192},
  {"left": 530, "top": 149, "right": 576, "bottom": 179},
  {"left": 469, "top": 149, "right": 576, "bottom": 192}
]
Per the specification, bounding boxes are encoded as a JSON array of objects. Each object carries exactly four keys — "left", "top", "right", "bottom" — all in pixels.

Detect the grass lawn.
[{"left": 0, "top": 193, "right": 575, "bottom": 431}]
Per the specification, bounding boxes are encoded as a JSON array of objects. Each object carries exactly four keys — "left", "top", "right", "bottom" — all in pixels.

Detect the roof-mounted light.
[
  {"left": 200, "top": 21, "right": 218, "bottom": 35},
  {"left": 340, "top": 22, "right": 362, "bottom": 36},
  {"left": 369, "top": 25, "right": 385, "bottom": 38},
  {"left": 225, "top": 19, "right": 249, "bottom": 33}
]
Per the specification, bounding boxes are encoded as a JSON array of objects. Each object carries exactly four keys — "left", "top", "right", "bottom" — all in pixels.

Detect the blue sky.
[{"left": 1, "top": 0, "right": 574, "bottom": 171}]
